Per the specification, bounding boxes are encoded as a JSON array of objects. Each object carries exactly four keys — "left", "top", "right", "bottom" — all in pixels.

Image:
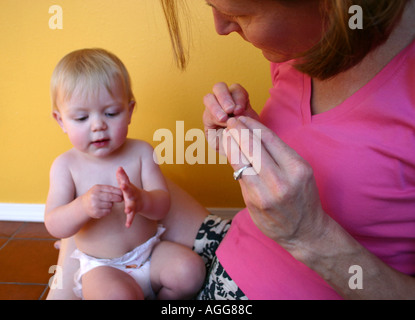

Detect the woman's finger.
[
  {"left": 225, "top": 122, "right": 264, "bottom": 176},
  {"left": 212, "top": 82, "right": 236, "bottom": 114},
  {"left": 228, "top": 83, "right": 249, "bottom": 115},
  {"left": 228, "top": 116, "right": 300, "bottom": 169},
  {"left": 222, "top": 128, "right": 258, "bottom": 178},
  {"left": 203, "top": 93, "right": 228, "bottom": 124}
]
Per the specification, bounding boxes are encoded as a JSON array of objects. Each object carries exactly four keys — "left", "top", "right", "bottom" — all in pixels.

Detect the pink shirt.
[{"left": 217, "top": 39, "right": 415, "bottom": 299}]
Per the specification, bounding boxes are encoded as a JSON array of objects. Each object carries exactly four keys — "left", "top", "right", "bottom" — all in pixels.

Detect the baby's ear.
[
  {"left": 52, "top": 110, "right": 67, "bottom": 133},
  {"left": 127, "top": 100, "right": 136, "bottom": 124},
  {"left": 129, "top": 100, "right": 136, "bottom": 112}
]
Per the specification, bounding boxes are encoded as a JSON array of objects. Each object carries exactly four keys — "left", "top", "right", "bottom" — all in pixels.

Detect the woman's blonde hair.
[
  {"left": 160, "top": 0, "right": 188, "bottom": 70},
  {"left": 51, "top": 48, "right": 134, "bottom": 111},
  {"left": 160, "top": 0, "right": 408, "bottom": 79}
]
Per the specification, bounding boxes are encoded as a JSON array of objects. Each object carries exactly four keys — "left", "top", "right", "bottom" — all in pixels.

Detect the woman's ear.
[{"left": 52, "top": 110, "right": 67, "bottom": 133}]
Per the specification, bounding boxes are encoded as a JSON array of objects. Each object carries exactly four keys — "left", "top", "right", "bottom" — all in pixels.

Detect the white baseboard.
[
  {"left": 0, "top": 203, "right": 241, "bottom": 223},
  {"left": 0, "top": 203, "right": 45, "bottom": 222}
]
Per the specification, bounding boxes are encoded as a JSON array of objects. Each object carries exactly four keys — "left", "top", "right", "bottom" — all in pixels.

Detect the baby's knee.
[
  {"left": 151, "top": 241, "right": 206, "bottom": 299},
  {"left": 183, "top": 252, "right": 206, "bottom": 286},
  {"left": 169, "top": 251, "right": 206, "bottom": 295}
]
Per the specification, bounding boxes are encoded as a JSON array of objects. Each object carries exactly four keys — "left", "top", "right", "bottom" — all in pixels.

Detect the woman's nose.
[{"left": 212, "top": 9, "right": 241, "bottom": 36}]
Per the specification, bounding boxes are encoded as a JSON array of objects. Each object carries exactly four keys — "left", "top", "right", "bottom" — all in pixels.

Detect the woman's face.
[{"left": 206, "top": 0, "right": 323, "bottom": 62}]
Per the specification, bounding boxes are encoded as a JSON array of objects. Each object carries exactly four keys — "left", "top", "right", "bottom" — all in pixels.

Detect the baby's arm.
[
  {"left": 116, "top": 142, "right": 170, "bottom": 227},
  {"left": 45, "top": 156, "right": 123, "bottom": 238}
]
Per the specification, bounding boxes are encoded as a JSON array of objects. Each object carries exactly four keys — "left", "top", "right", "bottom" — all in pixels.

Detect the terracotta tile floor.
[{"left": 0, "top": 221, "right": 59, "bottom": 300}]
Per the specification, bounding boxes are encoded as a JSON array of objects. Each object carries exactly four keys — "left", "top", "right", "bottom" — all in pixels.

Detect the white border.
[{"left": 0, "top": 203, "right": 240, "bottom": 222}]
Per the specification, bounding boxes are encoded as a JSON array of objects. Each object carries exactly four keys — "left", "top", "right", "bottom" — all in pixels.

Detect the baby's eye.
[
  {"left": 75, "top": 116, "right": 88, "bottom": 122},
  {"left": 105, "top": 112, "right": 119, "bottom": 117}
]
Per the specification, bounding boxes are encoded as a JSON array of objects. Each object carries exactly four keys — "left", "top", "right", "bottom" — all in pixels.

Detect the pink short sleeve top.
[{"left": 217, "top": 39, "right": 415, "bottom": 299}]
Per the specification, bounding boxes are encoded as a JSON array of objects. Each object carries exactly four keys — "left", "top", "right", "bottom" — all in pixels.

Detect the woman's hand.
[
  {"left": 203, "top": 82, "right": 260, "bottom": 155},
  {"left": 204, "top": 82, "right": 329, "bottom": 248},
  {"left": 223, "top": 116, "right": 415, "bottom": 300},
  {"left": 223, "top": 116, "right": 329, "bottom": 249}
]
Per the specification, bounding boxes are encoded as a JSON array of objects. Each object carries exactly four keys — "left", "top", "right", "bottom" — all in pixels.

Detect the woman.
[
  {"left": 49, "top": 0, "right": 415, "bottom": 299},
  {"left": 162, "top": 0, "right": 415, "bottom": 300}
]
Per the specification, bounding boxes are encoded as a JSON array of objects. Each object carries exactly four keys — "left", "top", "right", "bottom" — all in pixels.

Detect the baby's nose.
[{"left": 91, "top": 117, "right": 107, "bottom": 131}]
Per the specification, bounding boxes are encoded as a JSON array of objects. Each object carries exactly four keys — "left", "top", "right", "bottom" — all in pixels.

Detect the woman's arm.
[
  {"left": 294, "top": 216, "right": 415, "bottom": 299},
  {"left": 225, "top": 115, "right": 415, "bottom": 299}
]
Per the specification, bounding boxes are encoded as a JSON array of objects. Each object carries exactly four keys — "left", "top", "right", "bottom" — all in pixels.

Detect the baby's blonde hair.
[{"left": 51, "top": 48, "right": 134, "bottom": 111}]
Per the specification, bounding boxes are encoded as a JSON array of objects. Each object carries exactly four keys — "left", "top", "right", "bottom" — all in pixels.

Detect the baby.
[{"left": 45, "top": 48, "right": 205, "bottom": 300}]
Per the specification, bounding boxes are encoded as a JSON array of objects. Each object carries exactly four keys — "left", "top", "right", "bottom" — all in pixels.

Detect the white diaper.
[{"left": 71, "top": 225, "right": 165, "bottom": 299}]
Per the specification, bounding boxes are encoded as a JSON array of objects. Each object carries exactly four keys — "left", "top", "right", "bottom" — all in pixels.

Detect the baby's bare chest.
[{"left": 71, "top": 162, "right": 142, "bottom": 197}]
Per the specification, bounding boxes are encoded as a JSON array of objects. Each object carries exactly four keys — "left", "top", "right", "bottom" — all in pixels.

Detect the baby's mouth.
[{"left": 92, "top": 139, "right": 110, "bottom": 147}]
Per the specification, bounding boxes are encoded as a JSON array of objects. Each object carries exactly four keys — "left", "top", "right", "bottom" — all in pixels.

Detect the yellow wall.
[{"left": 0, "top": 0, "right": 271, "bottom": 207}]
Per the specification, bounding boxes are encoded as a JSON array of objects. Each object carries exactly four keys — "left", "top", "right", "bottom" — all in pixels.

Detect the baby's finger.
[
  {"left": 116, "top": 167, "right": 131, "bottom": 187},
  {"left": 97, "top": 185, "right": 123, "bottom": 196},
  {"left": 119, "top": 182, "right": 136, "bottom": 202},
  {"left": 125, "top": 212, "right": 135, "bottom": 228},
  {"left": 98, "top": 201, "right": 113, "bottom": 210},
  {"left": 101, "top": 192, "right": 123, "bottom": 203},
  {"left": 97, "top": 186, "right": 123, "bottom": 202}
]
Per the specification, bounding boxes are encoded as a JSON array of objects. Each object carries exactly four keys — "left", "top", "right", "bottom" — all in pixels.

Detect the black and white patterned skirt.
[{"left": 193, "top": 215, "right": 248, "bottom": 300}]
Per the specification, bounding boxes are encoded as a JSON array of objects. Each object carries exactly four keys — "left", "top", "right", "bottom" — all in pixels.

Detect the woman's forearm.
[{"left": 290, "top": 217, "right": 415, "bottom": 300}]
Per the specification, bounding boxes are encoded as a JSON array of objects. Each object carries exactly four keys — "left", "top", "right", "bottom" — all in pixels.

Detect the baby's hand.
[
  {"left": 116, "top": 167, "right": 143, "bottom": 228},
  {"left": 81, "top": 185, "right": 123, "bottom": 220}
]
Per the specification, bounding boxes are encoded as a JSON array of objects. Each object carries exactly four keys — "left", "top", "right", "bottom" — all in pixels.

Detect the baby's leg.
[
  {"left": 82, "top": 266, "right": 144, "bottom": 300},
  {"left": 150, "top": 241, "right": 206, "bottom": 299}
]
